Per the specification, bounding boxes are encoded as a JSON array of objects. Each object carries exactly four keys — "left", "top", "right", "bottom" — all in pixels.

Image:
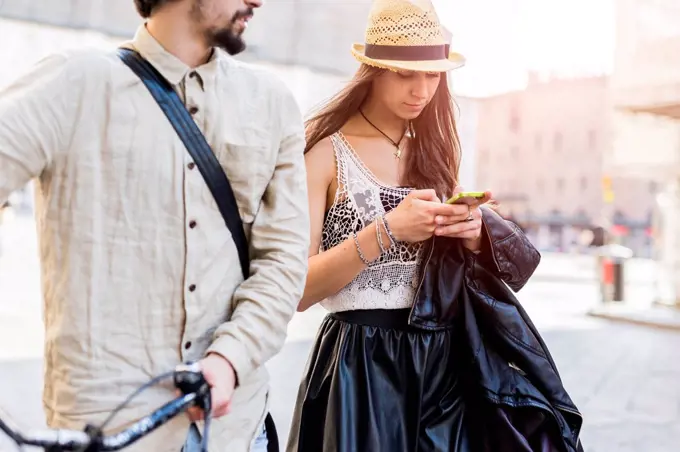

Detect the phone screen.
[{"left": 445, "top": 191, "right": 486, "bottom": 205}]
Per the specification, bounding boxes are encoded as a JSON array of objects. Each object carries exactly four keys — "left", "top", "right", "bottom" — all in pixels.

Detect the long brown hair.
[{"left": 305, "top": 64, "right": 462, "bottom": 198}]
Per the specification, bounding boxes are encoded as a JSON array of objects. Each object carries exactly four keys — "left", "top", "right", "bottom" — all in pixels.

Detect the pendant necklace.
[{"left": 359, "top": 109, "right": 406, "bottom": 160}]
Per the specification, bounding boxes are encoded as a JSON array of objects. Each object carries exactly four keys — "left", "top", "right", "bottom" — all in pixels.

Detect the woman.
[{"left": 287, "top": 0, "right": 493, "bottom": 450}]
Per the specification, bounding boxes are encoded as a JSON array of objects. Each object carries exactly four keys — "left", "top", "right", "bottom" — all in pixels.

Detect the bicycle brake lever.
[
  {"left": 173, "top": 362, "right": 210, "bottom": 411},
  {"left": 81, "top": 423, "right": 103, "bottom": 451}
]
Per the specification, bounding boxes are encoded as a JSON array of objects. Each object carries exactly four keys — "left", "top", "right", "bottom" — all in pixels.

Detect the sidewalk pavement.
[{"left": 589, "top": 302, "right": 680, "bottom": 331}]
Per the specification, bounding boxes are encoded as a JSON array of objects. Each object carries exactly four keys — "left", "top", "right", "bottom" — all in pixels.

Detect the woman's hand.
[
  {"left": 385, "top": 189, "right": 465, "bottom": 243},
  {"left": 433, "top": 188, "right": 493, "bottom": 252}
]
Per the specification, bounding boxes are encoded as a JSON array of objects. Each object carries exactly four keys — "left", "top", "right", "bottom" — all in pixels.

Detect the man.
[{"left": 0, "top": 0, "right": 310, "bottom": 451}]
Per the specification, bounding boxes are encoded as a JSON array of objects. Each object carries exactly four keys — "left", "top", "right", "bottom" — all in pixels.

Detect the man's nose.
[{"left": 246, "top": 0, "right": 264, "bottom": 9}]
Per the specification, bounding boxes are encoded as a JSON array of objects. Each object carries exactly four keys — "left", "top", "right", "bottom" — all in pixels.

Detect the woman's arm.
[{"left": 297, "top": 137, "right": 389, "bottom": 311}]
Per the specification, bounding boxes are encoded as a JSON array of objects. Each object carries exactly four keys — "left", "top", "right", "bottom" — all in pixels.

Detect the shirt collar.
[{"left": 127, "top": 24, "right": 221, "bottom": 86}]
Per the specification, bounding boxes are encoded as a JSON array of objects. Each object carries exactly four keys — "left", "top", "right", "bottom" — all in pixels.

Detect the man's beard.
[{"left": 206, "top": 9, "right": 253, "bottom": 55}]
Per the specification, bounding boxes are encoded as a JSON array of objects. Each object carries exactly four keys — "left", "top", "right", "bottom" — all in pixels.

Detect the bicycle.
[{"left": 0, "top": 362, "right": 212, "bottom": 451}]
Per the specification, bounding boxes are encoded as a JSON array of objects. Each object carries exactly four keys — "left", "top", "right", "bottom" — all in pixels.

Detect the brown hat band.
[{"left": 364, "top": 43, "right": 450, "bottom": 61}]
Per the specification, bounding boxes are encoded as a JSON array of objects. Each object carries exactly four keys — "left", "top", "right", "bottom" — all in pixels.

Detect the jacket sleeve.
[
  {"left": 475, "top": 205, "right": 541, "bottom": 292},
  {"left": 206, "top": 84, "right": 310, "bottom": 380}
]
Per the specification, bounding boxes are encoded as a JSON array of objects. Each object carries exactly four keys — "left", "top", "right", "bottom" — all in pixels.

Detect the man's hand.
[{"left": 187, "top": 353, "right": 237, "bottom": 421}]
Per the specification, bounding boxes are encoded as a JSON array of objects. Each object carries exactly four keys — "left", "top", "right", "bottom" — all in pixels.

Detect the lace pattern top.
[{"left": 320, "top": 132, "right": 424, "bottom": 312}]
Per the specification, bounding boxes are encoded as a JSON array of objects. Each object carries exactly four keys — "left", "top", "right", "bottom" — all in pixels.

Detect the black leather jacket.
[{"left": 408, "top": 206, "right": 584, "bottom": 452}]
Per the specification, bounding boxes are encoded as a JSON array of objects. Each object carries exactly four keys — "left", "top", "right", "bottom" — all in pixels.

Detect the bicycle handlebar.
[{"left": 0, "top": 362, "right": 210, "bottom": 451}]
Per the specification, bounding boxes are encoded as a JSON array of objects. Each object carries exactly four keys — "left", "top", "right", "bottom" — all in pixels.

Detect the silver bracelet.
[
  {"left": 351, "top": 232, "right": 371, "bottom": 265},
  {"left": 381, "top": 215, "right": 397, "bottom": 248},
  {"left": 375, "top": 216, "right": 387, "bottom": 254}
]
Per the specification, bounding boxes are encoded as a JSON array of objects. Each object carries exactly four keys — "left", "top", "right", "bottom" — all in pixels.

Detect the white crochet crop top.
[{"left": 319, "top": 132, "right": 424, "bottom": 313}]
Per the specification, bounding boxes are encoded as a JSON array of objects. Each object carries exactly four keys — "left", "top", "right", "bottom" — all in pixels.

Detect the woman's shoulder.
[
  {"left": 305, "top": 135, "right": 338, "bottom": 182},
  {"left": 307, "top": 134, "right": 336, "bottom": 157}
]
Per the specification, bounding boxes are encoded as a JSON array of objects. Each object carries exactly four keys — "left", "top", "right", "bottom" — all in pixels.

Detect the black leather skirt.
[{"left": 286, "top": 308, "right": 473, "bottom": 452}]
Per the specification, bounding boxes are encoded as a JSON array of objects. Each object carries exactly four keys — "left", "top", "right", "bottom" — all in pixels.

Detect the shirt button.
[
  {"left": 189, "top": 106, "right": 199, "bottom": 115},
  {"left": 189, "top": 220, "right": 197, "bottom": 229},
  {"left": 189, "top": 284, "right": 196, "bottom": 292},
  {"left": 187, "top": 162, "right": 195, "bottom": 170},
  {"left": 184, "top": 341, "right": 192, "bottom": 350}
]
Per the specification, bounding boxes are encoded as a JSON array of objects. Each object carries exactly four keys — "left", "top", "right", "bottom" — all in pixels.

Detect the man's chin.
[
  {"left": 211, "top": 31, "right": 246, "bottom": 55},
  {"left": 223, "top": 41, "right": 246, "bottom": 56}
]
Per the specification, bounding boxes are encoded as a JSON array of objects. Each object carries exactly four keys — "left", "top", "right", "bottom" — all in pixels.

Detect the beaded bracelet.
[
  {"left": 351, "top": 232, "right": 371, "bottom": 265},
  {"left": 381, "top": 215, "right": 398, "bottom": 248}
]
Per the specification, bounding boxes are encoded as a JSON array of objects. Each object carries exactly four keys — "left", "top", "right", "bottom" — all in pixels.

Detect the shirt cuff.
[{"left": 205, "top": 335, "right": 252, "bottom": 386}]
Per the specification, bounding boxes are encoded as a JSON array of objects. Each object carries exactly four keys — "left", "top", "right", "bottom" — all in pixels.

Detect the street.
[{"left": 0, "top": 211, "right": 678, "bottom": 451}]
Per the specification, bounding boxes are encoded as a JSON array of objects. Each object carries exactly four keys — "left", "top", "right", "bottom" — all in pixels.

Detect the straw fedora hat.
[{"left": 352, "top": 0, "right": 465, "bottom": 73}]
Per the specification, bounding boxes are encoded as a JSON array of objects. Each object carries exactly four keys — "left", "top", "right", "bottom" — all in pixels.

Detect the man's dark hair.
[{"left": 134, "top": 0, "right": 180, "bottom": 18}]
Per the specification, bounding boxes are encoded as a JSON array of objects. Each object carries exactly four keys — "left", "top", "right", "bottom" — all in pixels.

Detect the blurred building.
[
  {"left": 610, "top": 0, "right": 680, "bottom": 305},
  {"left": 452, "top": 94, "right": 479, "bottom": 189},
  {"left": 475, "top": 74, "right": 656, "bottom": 255}
]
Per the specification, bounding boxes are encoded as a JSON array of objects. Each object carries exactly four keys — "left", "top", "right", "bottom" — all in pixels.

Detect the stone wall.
[{"left": 0, "top": 0, "right": 372, "bottom": 75}]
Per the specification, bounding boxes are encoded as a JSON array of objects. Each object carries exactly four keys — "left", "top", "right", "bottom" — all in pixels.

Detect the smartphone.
[{"left": 444, "top": 191, "right": 486, "bottom": 206}]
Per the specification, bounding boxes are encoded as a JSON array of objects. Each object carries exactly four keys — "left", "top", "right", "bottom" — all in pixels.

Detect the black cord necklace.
[{"left": 359, "top": 109, "right": 406, "bottom": 160}]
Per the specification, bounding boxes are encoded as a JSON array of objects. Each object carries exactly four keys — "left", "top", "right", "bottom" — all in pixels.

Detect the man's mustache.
[{"left": 232, "top": 8, "right": 254, "bottom": 22}]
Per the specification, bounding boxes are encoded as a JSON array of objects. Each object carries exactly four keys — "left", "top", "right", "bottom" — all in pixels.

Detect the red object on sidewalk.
[
  {"left": 602, "top": 258, "right": 614, "bottom": 285},
  {"left": 612, "top": 224, "right": 629, "bottom": 236}
]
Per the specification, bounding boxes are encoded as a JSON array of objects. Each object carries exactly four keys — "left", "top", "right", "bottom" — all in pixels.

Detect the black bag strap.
[{"left": 117, "top": 48, "right": 249, "bottom": 280}]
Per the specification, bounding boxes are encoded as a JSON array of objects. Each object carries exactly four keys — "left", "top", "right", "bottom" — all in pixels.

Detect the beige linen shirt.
[{"left": 0, "top": 25, "right": 309, "bottom": 451}]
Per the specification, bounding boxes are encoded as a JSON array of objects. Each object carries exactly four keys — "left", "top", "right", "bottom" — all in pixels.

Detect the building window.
[
  {"left": 479, "top": 148, "right": 488, "bottom": 164},
  {"left": 613, "top": 209, "right": 626, "bottom": 224},
  {"left": 588, "top": 130, "right": 597, "bottom": 150},
  {"left": 575, "top": 208, "right": 590, "bottom": 227},
  {"left": 554, "top": 132, "right": 562, "bottom": 151},
  {"left": 509, "top": 103, "right": 520, "bottom": 133}
]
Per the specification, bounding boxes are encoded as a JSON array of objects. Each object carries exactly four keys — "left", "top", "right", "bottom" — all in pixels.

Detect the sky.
[{"left": 432, "top": 0, "right": 616, "bottom": 96}]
